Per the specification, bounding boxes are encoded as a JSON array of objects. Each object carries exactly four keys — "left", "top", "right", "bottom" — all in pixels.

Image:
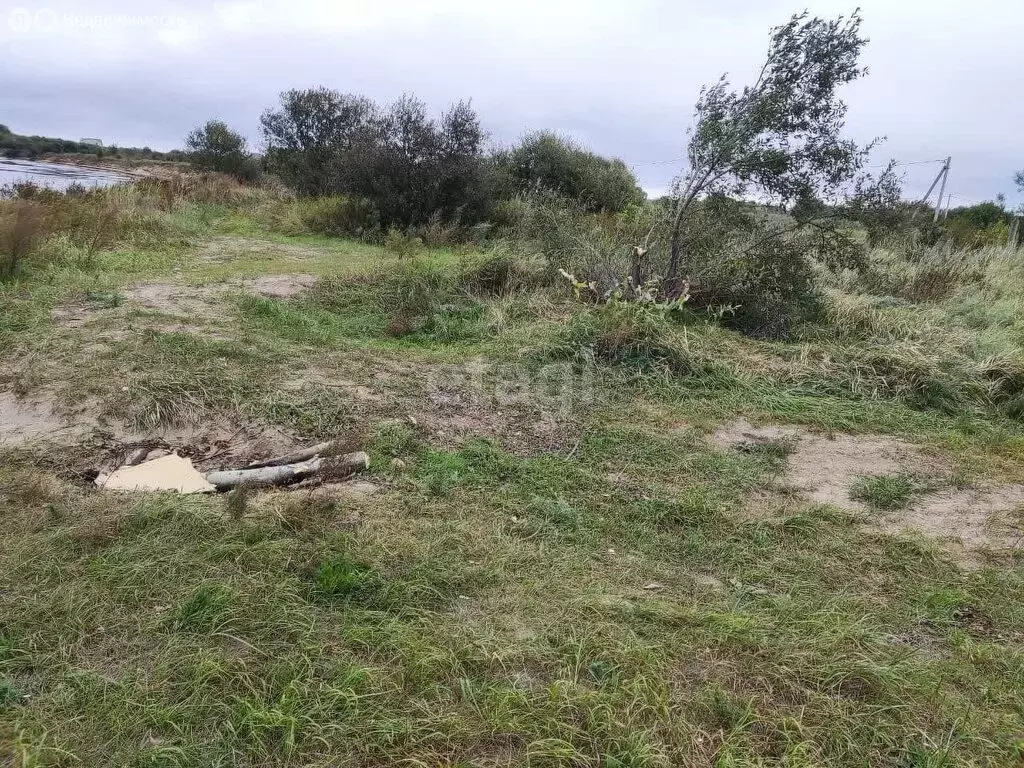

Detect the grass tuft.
[{"left": 850, "top": 473, "right": 917, "bottom": 510}]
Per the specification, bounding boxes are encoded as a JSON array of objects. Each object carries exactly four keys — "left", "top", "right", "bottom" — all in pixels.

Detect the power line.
[
  {"left": 632, "top": 156, "right": 948, "bottom": 170},
  {"left": 630, "top": 157, "right": 687, "bottom": 167},
  {"left": 633, "top": 154, "right": 1001, "bottom": 210}
]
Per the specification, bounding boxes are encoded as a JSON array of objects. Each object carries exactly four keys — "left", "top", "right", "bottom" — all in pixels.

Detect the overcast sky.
[{"left": 2, "top": 0, "right": 1021, "bottom": 205}]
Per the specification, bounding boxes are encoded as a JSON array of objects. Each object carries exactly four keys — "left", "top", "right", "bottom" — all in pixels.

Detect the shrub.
[
  {"left": 503, "top": 192, "right": 661, "bottom": 296},
  {"left": 261, "top": 88, "right": 490, "bottom": 230},
  {"left": 494, "top": 132, "right": 644, "bottom": 213},
  {"left": 384, "top": 229, "right": 423, "bottom": 259},
  {"left": 415, "top": 210, "right": 463, "bottom": 247},
  {"left": 185, "top": 120, "right": 261, "bottom": 181},
  {"left": 458, "top": 249, "right": 545, "bottom": 296},
  {"left": 506, "top": 192, "right": 841, "bottom": 338}
]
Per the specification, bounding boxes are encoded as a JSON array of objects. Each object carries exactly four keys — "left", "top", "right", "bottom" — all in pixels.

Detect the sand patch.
[
  {"left": 711, "top": 419, "right": 1024, "bottom": 558},
  {"left": 711, "top": 419, "right": 932, "bottom": 510},
  {"left": 125, "top": 275, "right": 316, "bottom": 310},
  {"left": 883, "top": 486, "right": 1024, "bottom": 553},
  {"left": 125, "top": 282, "right": 225, "bottom": 315},
  {"left": 0, "top": 391, "right": 86, "bottom": 445}
]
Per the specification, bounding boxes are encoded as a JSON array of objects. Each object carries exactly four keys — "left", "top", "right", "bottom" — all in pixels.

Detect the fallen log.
[{"left": 205, "top": 451, "right": 370, "bottom": 490}]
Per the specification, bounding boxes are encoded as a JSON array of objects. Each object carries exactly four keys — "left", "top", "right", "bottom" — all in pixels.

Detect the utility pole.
[
  {"left": 932, "top": 157, "right": 951, "bottom": 223},
  {"left": 1009, "top": 217, "right": 1021, "bottom": 250},
  {"left": 910, "top": 157, "right": 951, "bottom": 222},
  {"left": 942, "top": 192, "right": 952, "bottom": 219}
]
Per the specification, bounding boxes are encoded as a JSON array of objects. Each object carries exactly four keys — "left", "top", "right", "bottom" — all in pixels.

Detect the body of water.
[{"left": 0, "top": 158, "right": 132, "bottom": 191}]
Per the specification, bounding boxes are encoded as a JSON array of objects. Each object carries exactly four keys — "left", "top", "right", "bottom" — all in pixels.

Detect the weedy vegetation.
[{"left": 3, "top": 9, "right": 1024, "bottom": 768}]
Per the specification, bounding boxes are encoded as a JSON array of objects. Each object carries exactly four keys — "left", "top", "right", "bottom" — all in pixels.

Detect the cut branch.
[{"left": 206, "top": 451, "right": 370, "bottom": 490}]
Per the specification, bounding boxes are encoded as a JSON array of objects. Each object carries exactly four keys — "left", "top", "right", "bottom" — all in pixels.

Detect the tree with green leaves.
[
  {"left": 662, "top": 10, "right": 894, "bottom": 318},
  {"left": 184, "top": 120, "right": 258, "bottom": 180},
  {"left": 259, "top": 88, "right": 377, "bottom": 196}
]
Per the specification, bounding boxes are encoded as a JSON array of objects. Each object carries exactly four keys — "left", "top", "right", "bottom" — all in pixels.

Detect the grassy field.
[{"left": 2, "top": 184, "right": 1024, "bottom": 767}]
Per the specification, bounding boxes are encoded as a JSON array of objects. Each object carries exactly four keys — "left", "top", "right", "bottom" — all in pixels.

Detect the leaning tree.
[{"left": 654, "top": 10, "right": 899, "bottom": 334}]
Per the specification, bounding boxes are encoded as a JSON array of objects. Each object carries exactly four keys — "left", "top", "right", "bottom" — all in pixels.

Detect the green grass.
[
  {"left": 3, "top": 190, "right": 1024, "bottom": 767},
  {"left": 3, "top": 437, "right": 1024, "bottom": 766},
  {"left": 850, "top": 473, "right": 918, "bottom": 510}
]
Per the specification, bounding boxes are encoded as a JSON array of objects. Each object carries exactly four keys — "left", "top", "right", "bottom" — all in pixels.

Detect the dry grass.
[{"left": 0, "top": 199, "right": 46, "bottom": 279}]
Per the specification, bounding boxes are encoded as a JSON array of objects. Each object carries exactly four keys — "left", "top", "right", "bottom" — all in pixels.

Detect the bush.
[
  {"left": 504, "top": 192, "right": 841, "bottom": 339},
  {"left": 685, "top": 226, "right": 826, "bottom": 338},
  {"left": 414, "top": 211, "right": 463, "bottom": 247},
  {"left": 494, "top": 132, "right": 644, "bottom": 213},
  {"left": 185, "top": 120, "right": 261, "bottom": 182},
  {"left": 502, "top": 192, "right": 661, "bottom": 295},
  {"left": 941, "top": 202, "right": 1011, "bottom": 250},
  {"left": 261, "top": 88, "right": 490, "bottom": 230},
  {"left": 384, "top": 229, "right": 423, "bottom": 259}
]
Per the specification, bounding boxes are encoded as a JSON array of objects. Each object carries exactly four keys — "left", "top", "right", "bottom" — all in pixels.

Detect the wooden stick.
[{"left": 243, "top": 441, "right": 333, "bottom": 469}]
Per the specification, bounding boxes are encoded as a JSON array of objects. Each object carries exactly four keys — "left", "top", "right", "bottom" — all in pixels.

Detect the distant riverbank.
[
  {"left": 0, "top": 157, "right": 135, "bottom": 190},
  {"left": 0, "top": 156, "right": 187, "bottom": 190}
]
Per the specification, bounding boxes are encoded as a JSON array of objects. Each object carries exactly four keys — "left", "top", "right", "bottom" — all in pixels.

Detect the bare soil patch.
[
  {"left": 125, "top": 282, "right": 225, "bottom": 315},
  {"left": 51, "top": 274, "right": 317, "bottom": 338},
  {"left": 886, "top": 486, "right": 1024, "bottom": 553},
  {"left": 711, "top": 419, "right": 1024, "bottom": 558},
  {"left": 0, "top": 390, "right": 88, "bottom": 445},
  {"left": 124, "top": 274, "right": 316, "bottom": 312},
  {"left": 0, "top": 389, "right": 301, "bottom": 480}
]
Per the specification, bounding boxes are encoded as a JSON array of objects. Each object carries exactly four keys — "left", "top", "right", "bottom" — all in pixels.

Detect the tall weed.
[{"left": 0, "top": 199, "right": 46, "bottom": 279}]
